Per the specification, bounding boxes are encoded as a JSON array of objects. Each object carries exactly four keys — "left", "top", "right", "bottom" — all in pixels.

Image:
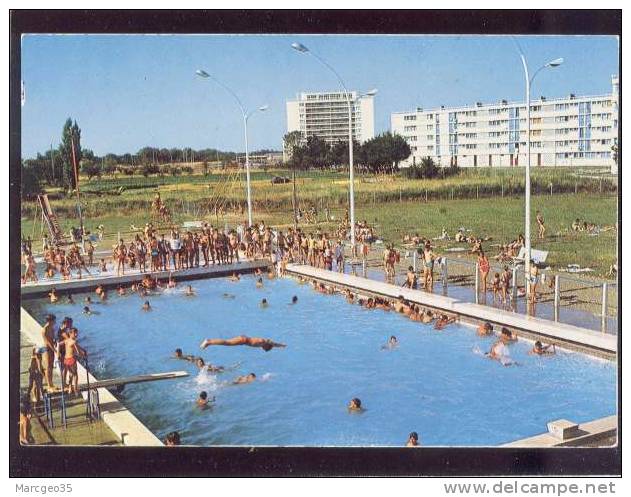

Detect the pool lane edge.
[
  {"left": 20, "top": 260, "right": 271, "bottom": 298},
  {"left": 285, "top": 264, "right": 617, "bottom": 361}
]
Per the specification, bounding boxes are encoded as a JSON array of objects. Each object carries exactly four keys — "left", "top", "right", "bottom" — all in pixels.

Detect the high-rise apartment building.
[
  {"left": 285, "top": 91, "right": 375, "bottom": 157},
  {"left": 391, "top": 76, "right": 618, "bottom": 168}
]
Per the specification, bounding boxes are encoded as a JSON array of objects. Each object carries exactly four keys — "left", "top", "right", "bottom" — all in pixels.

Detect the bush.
[{"left": 404, "top": 157, "right": 440, "bottom": 179}]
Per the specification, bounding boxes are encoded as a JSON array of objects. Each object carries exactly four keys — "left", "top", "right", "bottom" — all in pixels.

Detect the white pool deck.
[
  {"left": 502, "top": 415, "right": 617, "bottom": 448},
  {"left": 20, "top": 259, "right": 271, "bottom": 297},
  {"left": 285, "top": 264, "right": 617, "bottom": 359}
]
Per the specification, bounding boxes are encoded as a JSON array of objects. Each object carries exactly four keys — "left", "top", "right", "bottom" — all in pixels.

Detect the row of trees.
[
  {"left": 22, "top": 118, "right": 284, "bottom": 196},
  {"left": 283, "top": 131, "right": 411, "bottom": 174}
]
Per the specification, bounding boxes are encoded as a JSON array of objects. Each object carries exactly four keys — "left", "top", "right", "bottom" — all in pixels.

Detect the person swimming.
[
  {"left": 66, "top": 294, "right": 74, "bottom": 304},
  {"left": 232, "top": 373, "right": 256, "bottom": 385},
  {"left": 406, "top": 432, "right": 420, "bottom": 447},
  {"left": 290, "top": 296, "right": 298, "bottom": 305},
  {"left": 256, "top": 277, "right": 264, "bottom": 288},
  {"left": 500, "top": 327, "right": 518, "bottom": 343},
  {"left": 229, "top": 272, "right": 240, "bottom": 282},
  {"left": 117, "top": 285, "right": 126, "bottom": 296},
  {"left": 84, "top": 296, "right": 93, "bottom": 305},
  {"left": 142, "top": 300, "right": 151, "bottom": 311},
  {"left": 200, "top": 335, "right": 286, "bottom": 352},
  {"left": 477, "top": 322, "right": 493, "bottom": 336},
  {"left": 260, "top": 298, "right": 269, "bottom": 308},
  {"left": 184, "top": 285, "right": 195, "bottom": 297},
  {"left": 222, "top": 293, "right": 236, "bottom": 299},
  {"left": 196, "top": 391, "right": 214, "bottom": 408},
  {"left": 348, "top": 398, "right": 363, "bottom": 412},
  {"left": 174, "top": 348, "right": 197, "bottom": 362},
  {"left": 381, "top": 336, "right": 398, "bottom": 350},
  {"left": 434, "top": 314, "right": 456, "bottom": 330},
  {"left": 49, "top": 288, "right": 58, "bottom": 304},
  {"left": 530, "top": 340, "right": 556, "bottom": 355}
]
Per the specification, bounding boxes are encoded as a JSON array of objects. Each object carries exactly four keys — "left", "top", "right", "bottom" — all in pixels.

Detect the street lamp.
[
  {"left": 195, "top": 69, "right": 268, "bottom": 227},
  {"left": 517, "top": 51, "right": 563, "bottom": 299},
  {"left": 291, "top": 42, "right": 377, "bottom": 252}
]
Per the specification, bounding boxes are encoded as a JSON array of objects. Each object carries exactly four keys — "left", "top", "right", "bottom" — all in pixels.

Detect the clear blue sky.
[{"left": 21, "top": 34, "right": 618, "bottom": 158}]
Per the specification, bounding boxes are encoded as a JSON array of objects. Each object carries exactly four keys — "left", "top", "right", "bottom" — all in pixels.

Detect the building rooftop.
[{"left": 392, "top": 91, "right": 616, "bottom": 116}]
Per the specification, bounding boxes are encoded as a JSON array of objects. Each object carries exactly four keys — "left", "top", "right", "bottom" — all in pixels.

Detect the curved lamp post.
[
  {"left": 515, "top": 52, "right": 563, "bottom": 299},
  {"left": 196, "top": 69, "right": 268, "bottom": 227},
  {"left": 291, "top": 42, "right": 377, "bottom": 252}
]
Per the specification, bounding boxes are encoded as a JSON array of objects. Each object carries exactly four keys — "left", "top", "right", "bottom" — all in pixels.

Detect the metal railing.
[{"left": 343, "top": 242, "right": 618, "bottom": 334}]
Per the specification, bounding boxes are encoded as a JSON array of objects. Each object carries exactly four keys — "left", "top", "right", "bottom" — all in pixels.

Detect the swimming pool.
[{"left": 23, "top": 275, "right": 616, "bottom": 446}]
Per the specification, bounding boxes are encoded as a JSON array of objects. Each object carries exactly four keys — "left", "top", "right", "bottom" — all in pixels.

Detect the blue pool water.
[{"left": 24, "top": 275, "right": 616, "bottom": 446}]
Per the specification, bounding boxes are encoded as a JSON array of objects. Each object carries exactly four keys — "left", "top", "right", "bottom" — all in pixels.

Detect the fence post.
[
  {"left": 550, "top": 183, "right": 553, "bottom": 197},
  {"left": 442, "top": 258, "right": 448, "bottom": 295},
  {"left": 412, "top": 251, "right": 417, "bottom": 273},
  {"left": 554, "top": 275, "right": 560, "bottom": 322},
  {"left": 575, "top": 181, "right": 578, "bottom": 194},
  {"left": 474, "top": 262, "right": 480, "bottom": 304},
  {"left": 362, "top": 257, "right": 367, "bottom": 278},
  {"left": 501, "top": 181, "right": 504, "bottom": 197},
  {"left": 451, "top": 188, "right": 454, "bottom": 200},
  {"left": 601, "top": 282, "right": 608, "bottom": 334},
  {"left": 476, "top": 185, "right": 479, "bottom": 199},
  {"left": 425, "top": 189, "right": 428, "bottom": 203},
  {"left": 512, "top": 267, "right": 518, "bottom": 303},
  {"left": 599, "top": 177, "right": 603, "bottom": 194}
]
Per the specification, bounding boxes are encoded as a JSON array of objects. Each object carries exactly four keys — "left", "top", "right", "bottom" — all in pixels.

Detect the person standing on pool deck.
[
  {"left": 422, "top": 243, "right": 435, "bottom": 292},
  {"left": 200, "top": 336, "right": 286, "bottom": 352},
  {"left": 478, "top": 250, "right": 490, "bottom": 293},
  {"left": 402, "top": 265, "right": 418, "bottom": 289},
  {"left": 41, "top": 314, "right": 57, "bottom": 392},
  {"left": 528, "top": 262, "right": 539, "bottom": 304},
  {"left": 63, "top": 327, "right": 86, "bottom": 395}
]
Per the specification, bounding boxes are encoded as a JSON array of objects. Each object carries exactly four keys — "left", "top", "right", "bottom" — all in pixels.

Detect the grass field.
[{"left": 21, "top": 167, "right": 618, "bottom": 278}]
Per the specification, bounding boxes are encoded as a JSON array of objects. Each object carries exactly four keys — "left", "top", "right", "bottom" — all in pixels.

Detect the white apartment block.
[
  {"left": 285, "top": 91, "right": 375, "bottom": 156},
  {"left": 391, "top": 76, "right": 619, "bottom": 168}
]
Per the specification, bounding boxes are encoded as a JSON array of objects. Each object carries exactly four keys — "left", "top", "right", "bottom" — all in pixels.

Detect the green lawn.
[{"left": 22, "top": 192, "right": 617, "bottom": 277}]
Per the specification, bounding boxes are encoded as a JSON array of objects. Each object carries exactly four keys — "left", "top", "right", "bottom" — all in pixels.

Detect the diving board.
[{"left": 46, "top": 370, "right": 189, "bottom": 397}]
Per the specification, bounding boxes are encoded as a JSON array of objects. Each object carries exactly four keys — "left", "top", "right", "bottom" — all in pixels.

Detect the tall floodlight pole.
[
  {"left": 516, "top": 47, "right": 563, "bottom": 300},
  {"left": 196, "top": 69, "right": 268, "bottom": 227},
  {"left": 291, "top": 42, "right": 377, "bottom": 252}
]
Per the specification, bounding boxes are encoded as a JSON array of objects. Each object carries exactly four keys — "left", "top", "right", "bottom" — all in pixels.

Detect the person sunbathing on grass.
[{"left": 200, "top": 335, "right": 286, "bottom": 352}]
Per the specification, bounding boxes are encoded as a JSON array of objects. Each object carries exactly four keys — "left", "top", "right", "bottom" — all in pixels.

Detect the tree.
[
  {"left": 283, "top": 131, "right": 304, "bottom": 168},
  {"left": 59, "top": 118, "right": 82, "bottom": 190},
  {"left": 303, "top": 135, "right": 329, "bottom": 169},
  {"left": 357, "top": 132, "right": 411, "bottom": 174},
  {"left": 81, "top": 160, "right": 101, "bottom": 180},
  {"left": 419, "top": 156, "right": 439, "bottom": 179},
  {"left": 202, "top": 161, "right": 209, "bottom": 176},
  {"left": 22, "top": 161, "right": 42, "bottom": 199}
]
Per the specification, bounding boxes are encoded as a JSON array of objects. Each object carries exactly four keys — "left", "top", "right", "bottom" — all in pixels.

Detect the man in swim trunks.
[
  {"left": 200, "top": 335, "right": 286, "bottom": 352},
  {"left": 536, "top": 210, "right": 546, "bottom": 239},
  {"left": 422, "top": 243, "right": 435, "bottom": 292},
  {"left": 63, "top": 327, "right": 86, "bottom": 395}
]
